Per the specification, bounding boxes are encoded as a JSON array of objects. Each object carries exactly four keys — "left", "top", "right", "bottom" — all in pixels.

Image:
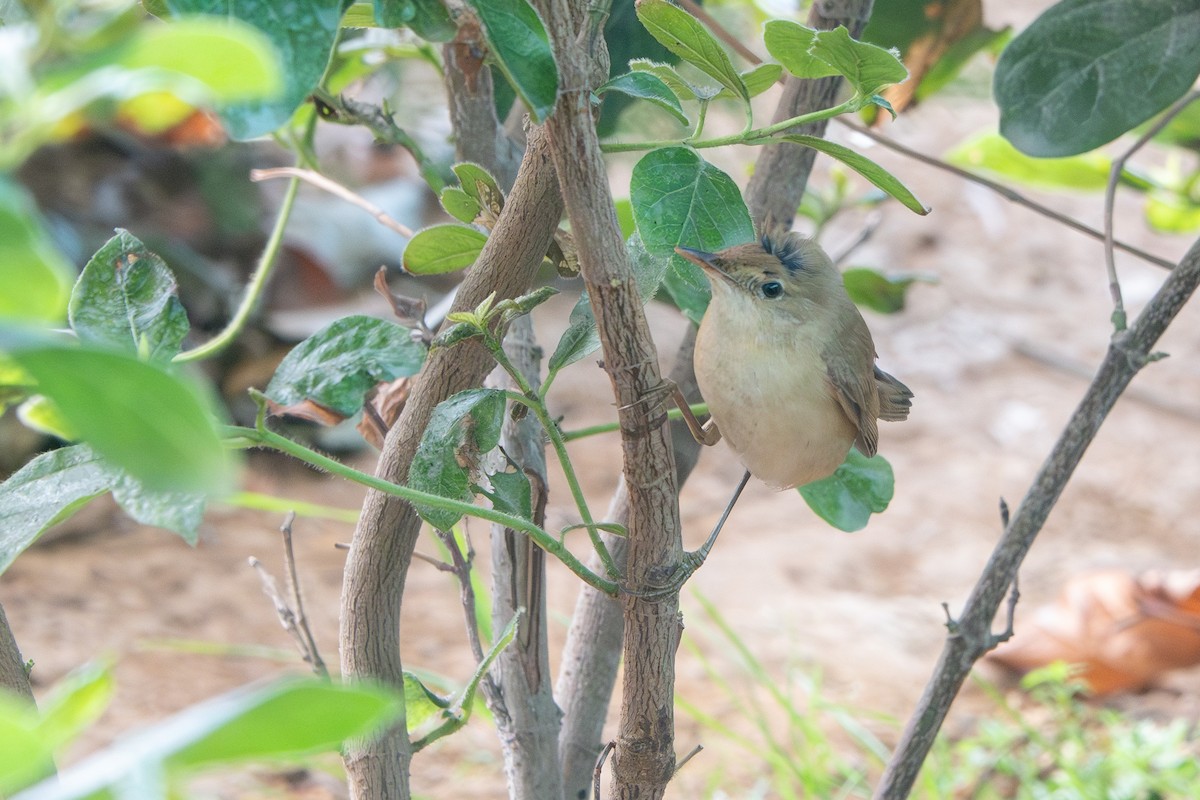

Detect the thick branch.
[
  {"left": 743, "top": 0, "right": 875, "bottom": 234},
  {"left": 875, "top": 235, "right": 1200, "bottom": 799},
  {"left": 338, "top": 126, "right": 562, "bottom": 800},
  {"left": 536, "top": 2, "right": 683, "bottom": 797},
  {"left": 0, "top": 601, "right": 33, "bottom": 703}
]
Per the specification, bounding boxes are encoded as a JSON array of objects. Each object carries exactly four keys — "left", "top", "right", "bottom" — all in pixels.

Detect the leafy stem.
[
  {"left": 485, "top": 333, "right": 621, "bottom": 579},
  {"left": 600, "top": 98, "right": 858, "bottom": 154},
  {"left": 227, "top": 402, "right": 619, "bottom": 597}
]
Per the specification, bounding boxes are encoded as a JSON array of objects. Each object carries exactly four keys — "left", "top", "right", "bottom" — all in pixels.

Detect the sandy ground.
[{"left": 6, "top": 5, "right": 1200, "bottom": 796}]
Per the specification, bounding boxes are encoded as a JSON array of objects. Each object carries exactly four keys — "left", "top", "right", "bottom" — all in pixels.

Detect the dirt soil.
[{"left": 6, "top": 6, "right": 1200, "bottom": 797}]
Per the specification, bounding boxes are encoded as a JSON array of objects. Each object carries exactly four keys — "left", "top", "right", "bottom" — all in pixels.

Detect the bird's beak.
[{"left": 674, "top": 246, "right": 733, "bottom": 284}]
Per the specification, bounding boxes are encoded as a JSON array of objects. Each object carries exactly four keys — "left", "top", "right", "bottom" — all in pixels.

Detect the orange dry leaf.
[
  {"left": 986, "top": 569, "right": 1200, "bottom": 695},
  {"left": 356, "top": 376, "right": 412, "bottom": 449},
  {"left": 879, "top": 0, "right": 983, "bottom": 117}
]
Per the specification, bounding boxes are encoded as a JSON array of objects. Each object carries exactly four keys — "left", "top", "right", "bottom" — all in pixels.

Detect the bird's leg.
[
  {"left": 621, "top": 470, "right": 750, "bottom": 599},
  {"left": 683, "top": 469, "right": 750, "bottom": 572},
  {"left": 671, "top": 384, "right": 721, "bottom": 447}
]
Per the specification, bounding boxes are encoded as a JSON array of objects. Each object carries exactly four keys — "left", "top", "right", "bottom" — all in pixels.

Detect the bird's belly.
[{"left": 696, "top": 323, "right": 856, "bottom": 489}]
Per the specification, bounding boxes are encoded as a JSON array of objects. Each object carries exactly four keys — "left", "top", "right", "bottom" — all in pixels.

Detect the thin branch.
[
  {"left": 279, "top": 512, "right": 328, "bottom": 677},
  {"left": 594, "top": 741, "right": 616, "bottom": 800},
  {"left": 251, "top": 167, "right": 415, "bottom": 239},
  {"left": 174, "top": 168, "right": 301, "bottom": 363},
  {"left": 1104, "top": 89, "right": 1200, "bottom": 330},
  {"left": 248, "top": 514, "right": 328, "bottom": 679},
  {"left": 840, "top": 120, "right": 1177, "bottom": 271},
  {"left": 874, "top": 234, "right": 1200, "bottom": 799},
  {"left": 435, "top": 528, "right": 488, "bottom": 665}
]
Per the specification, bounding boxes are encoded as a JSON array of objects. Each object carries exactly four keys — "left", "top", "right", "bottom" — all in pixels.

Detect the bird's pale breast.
[{"left": 695, "top": 296, "right": 856, "bottom": 489}]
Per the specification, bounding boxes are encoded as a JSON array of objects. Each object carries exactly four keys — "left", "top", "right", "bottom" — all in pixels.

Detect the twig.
[
  {"left": 593, "top": 740, "right": 616, "bottom": 800},
  {"left": 435, "top": 528, "right": 488, "bottom": 665},
  {"left": 1104, "top": 90, "right": 1200, "bottom": 330},
  {"left": 248, "top": 513, "right": 328, "bottom": 678},
  {"left": 251, "top": 167, "right": 415, "bottom": 239},
  {"left": 874, "top": 234, "right": 1200, "bottom": 799},
  {"left": 674, "top": 744, "right": 704, "bottom": 774},
  {"left": 840, "top": 120, "right": 1177, "bottom": 271}
]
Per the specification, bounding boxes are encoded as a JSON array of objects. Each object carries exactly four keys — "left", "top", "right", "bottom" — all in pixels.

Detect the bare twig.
[
  {"left": 875, "top": 235, "right": 1200, "bottom": 799},
  {"left": 435, "top": 528, "right": 488, "bottom": 666},
  {"left": 251, "top": 167, "right": 415, "bottom": 239},
  {"left": 840, "top": 120, "right": 1177, "bottom": 271},
  {"left": 594, "top": 740, "right": 616, "bottom": 800},
  {"left": 674, "top": 744, "right": 704, "bottom": 774},
  {"left": 249, "top": 513, "right": 328, "bottom": 678},
  {"left": 1104, "top": 90, "right": 1200, "bottom": 330}
]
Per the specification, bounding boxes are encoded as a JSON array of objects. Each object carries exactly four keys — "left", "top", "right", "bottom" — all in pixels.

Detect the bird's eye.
[{"left": 761, "top": 281, "right": 784, "bottom": 299}]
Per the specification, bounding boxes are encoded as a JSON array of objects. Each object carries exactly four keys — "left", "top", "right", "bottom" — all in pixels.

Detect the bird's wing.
[{"left": 824, "top": 353, "right": 881, "bottom": 457}]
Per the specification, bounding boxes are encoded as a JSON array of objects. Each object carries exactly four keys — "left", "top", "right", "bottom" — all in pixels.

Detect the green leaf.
[
  {"left": 797, "top": 449, "right": 893, "bottom": 532},
  {"left": 629, "top": 59, "right": 701, "bottom": 101},
  {"left": 164, "top": 0, "right": 344, "bottom": 139},
  {"left": 35, "top": 663, "right": 115, "bottom": 752},
  {"left": 763, "top": 20, "right": 839, "bottom": 80},
  {"left": 946, "top": 131, "right": 1114, "bottom": 190},
  {"left": 403, "top": 225, "right": 489, "bottom": 275},
  {"left": 636, "top": 0, "right": 748, "bottom": 103},
  {"left": 68, "top": 230, "right": 190, "bottom": 362},
  {"left": 466, "top": 0, "right": 558, "bottom": 123},
  {"left": 548, "top": 232, "right": 670, "bottom": 372},
  {"left": 16, "top": 679, "right": 401, "bottom": 797},
  {"left": 170, "top": 682, "right": 401, "bottom": 766},
  {"left": 451, "top": 162, "right": 504, "bottom": 208},
  {"left": 736, "top": 63, "right": 784, "bottom": 99},
  {"left": 478, "top": 468, "right": 532, "bottom": 520},
  {"left": 776, "top": 135, "right": 929, "bottom": 215},
  {"left": 0, "top": 695, "right": 55, "bottom": 795},
  {"left": 374, "top": 0, "right": 415, "bottom": 27},
  {"left": 842, "top": 268, "right": 930, "bottom": 314},
  {"left": 403, "top": 671, "right": 450, "bottom": 730},
  {"left": 408, "top": 388, "right": 507, "bottom": 531},
  {"left": 995, "top": 0, "right": 1200, "bottom": 157},
  {"left": 265, "top": 315, "right": 427, "bottom": 417},
  {"left": 0, "top": 445, "right": 111, "bottom": 576},
  {"left": 810, "top": 26, "right": 908, "bottom": 99},
  {"left": 1145, "top": 191, "right": 1200, "bottom": 233},
  {"left": 0, "top": 180, "right": 73, "bottom": 324},
  {"left": 4, "top": 340, "right": 231, "bottom": 494},
  {"left": 16, "top": 395, "right": 75, "bottom": 440},
  {"left": 118, "top": 16, "right": 283, "bottom": 102},
  {"left": 407, "top": 0, "right": 455, "bottom": 42},
  {"left": 111, "top": 471, "right": 206, "bottom": 545},
  {"left": 598, "top": 72, "right": 688, "bottom": 126},
  {"left": 497, "top": 285, "right": 558, "bottom": 323},
  {"left": 629, "top": 146, "right": 755, "bottom": 322},
  {"left": 440, "top": 187, "right": 482, "bottom": 223}
]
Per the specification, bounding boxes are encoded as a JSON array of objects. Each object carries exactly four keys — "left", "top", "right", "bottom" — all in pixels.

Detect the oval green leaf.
[
  {"left": 598, "top": 71, "right": 689, "bottom": 125},
  {"left": 763, "top": 20, "right": 838, "bottom": 80},
  {"left": 440, "top": 187, "right": 482, "bottom": 223},
  {"left": 798, "top": 449, "right": 894, "bottom": 532},
  {"left": 629, "top": 146, "right": 754, "bottom": 322},
  {"left": 776, "top": 134, "right": 929, "bottom": 215},
  {"left": 68, "top": 230, "right": 190, "bottom": 362},
  {"left": 946, "top": 131, "right": 1114, "bottom": 190},
  {"left": 5, "top": 342, "right": 231, "bottom": 494},
  {"left": 408, "top": 388, "right": 506, "bottom": 531},
  {"left": 0, "top": 181, "right": 73, "bottom": 324},
  {"left": 119, "top": 16, "right": 283, "bottom": 101},
  {"left": 265, "top": 315, "right": 427, "bottom": 417},
  {"left": 466, "top": 0, "right": 558, "bottom": 123},
  {"left": 995, "top": 0, "right": 1200, "bottom": 157},
  {"left": 810, "top": 25, "right": 908, "bottom": 99},
  {"left": 404, "top": 224, "right": 489, "bottom": 275},
  {"left": 635, "top": 0, "right": 748, "bottom": 103},
  {"left": 164, "top": 0, "right": 343, "bottom": 139}
]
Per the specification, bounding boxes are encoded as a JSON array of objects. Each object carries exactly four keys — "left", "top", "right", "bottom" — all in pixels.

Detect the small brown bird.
[{"left": 675, "top": 233, "right": 912, "bottom": 489}]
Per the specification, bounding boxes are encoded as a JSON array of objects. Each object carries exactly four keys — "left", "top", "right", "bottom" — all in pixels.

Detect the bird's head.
[{"left": 675, "top": 233, "right": 843, "bottom": 320}]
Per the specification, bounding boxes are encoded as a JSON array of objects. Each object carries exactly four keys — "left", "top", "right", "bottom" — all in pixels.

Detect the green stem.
[
  {"left": 599, "top": 99, "right": 858, "bottom": 154},
  {"left": 173, "top": 173, "right": 300, "bottom": 364},
  {"left": 489, "top": 338, "right": 620, "bottom": 579},
  {"left": 226, "top": 422, "right": 618, "bottom": 596},
  {"left": 562, "top": 403, "right": 709, "bottom": 442}
]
